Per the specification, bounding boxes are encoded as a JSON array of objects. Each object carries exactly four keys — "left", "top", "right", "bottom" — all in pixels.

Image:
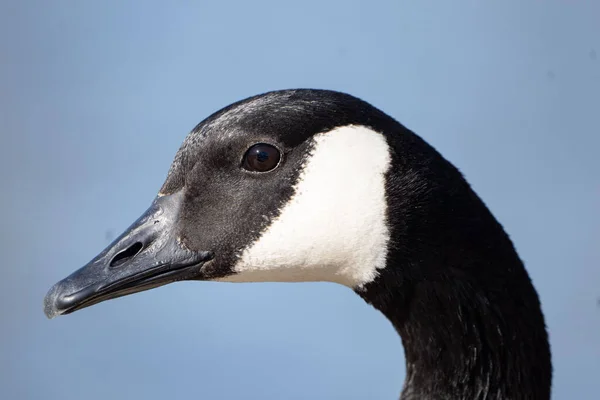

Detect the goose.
[{"left": 44, "top": 89, "right": 552, "bottom": 399}]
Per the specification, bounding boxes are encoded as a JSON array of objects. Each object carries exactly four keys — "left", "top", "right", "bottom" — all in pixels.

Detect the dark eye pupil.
[
  {"left": 256, "top": 151, "right": 269, "bottom": 163},
  {"left": 243, "top": 143, "right": 281, "bottom": 172}
]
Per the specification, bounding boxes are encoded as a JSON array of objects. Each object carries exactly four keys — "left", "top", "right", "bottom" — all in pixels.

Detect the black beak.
[{"left": 43, "top": 191, "right": 213, "bottom": 319}]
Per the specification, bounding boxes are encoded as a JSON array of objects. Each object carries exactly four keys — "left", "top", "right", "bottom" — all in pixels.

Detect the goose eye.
[{"left": 242, "top": 143, "right": 281, "bottom": 172}]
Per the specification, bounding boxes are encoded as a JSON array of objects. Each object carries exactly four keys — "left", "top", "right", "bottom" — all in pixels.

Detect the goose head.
[{"left": 44, "top": 89, "right": 552, "bottom": 399}]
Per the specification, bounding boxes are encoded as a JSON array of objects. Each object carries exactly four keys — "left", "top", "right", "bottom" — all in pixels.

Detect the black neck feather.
[{"left": 356, "top": 127, "right": 552, "bottom": 399}]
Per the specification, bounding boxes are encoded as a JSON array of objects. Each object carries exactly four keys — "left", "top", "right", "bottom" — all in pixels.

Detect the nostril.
[{"left": 110, "top": 242, "right": 144, "bottom": 268}]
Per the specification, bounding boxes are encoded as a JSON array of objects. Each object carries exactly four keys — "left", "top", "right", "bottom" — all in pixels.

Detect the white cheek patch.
[{"left": 221, "top": 125, "right": 391, "bottom": 288}]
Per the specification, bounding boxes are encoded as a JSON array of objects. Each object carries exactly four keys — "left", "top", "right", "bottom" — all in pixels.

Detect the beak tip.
[
  {"left": 44, "top": 311, "right": 58, "bottom": 320},
  {"left": 43, "top": 282, "right": 62, "bottom": 319}
]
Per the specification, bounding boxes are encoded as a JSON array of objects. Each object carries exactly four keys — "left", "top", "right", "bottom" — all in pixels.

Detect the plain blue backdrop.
[{"left": 1, "top": 1, "right": 598, "bottom": 398}]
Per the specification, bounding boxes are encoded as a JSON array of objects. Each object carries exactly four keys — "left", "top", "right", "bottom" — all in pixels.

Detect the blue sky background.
[{"left": 1, "top": 1, "right": 598, "bottom": 399}]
